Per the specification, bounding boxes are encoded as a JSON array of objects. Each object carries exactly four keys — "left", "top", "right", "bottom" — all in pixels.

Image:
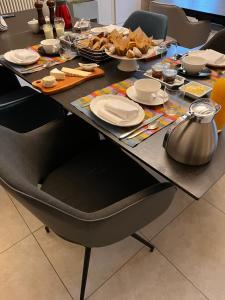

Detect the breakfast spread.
[{"left": 78, "top": 27, "right": 155, "bottom": 59}]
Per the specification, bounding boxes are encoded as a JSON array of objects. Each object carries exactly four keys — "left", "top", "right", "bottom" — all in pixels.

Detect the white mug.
[
  {"left": 40, "top": 39, "right": 60, "bottom": 54},
  {"left": 134, "top": 79, "right": 161, "bottom": 103}
]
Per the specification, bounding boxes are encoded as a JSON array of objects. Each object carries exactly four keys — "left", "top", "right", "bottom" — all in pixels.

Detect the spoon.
[{"left": 127, "top": 120, "right": 160, "bottom": 139}]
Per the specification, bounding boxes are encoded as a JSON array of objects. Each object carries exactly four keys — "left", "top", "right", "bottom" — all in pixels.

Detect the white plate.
[
  {"left": 189, "top": 50, "right": 225, "bottom": 68},
  {"left": 91, "top": 25, "right": 129, "bottom": 35},
  {"left": 179, "top": 81, "right": 212, "bottom": 99},
  {"left": 126, "top": 86, "right": 168, "bottom": 106},
  {"left": 144, "top": 70, "right": 185, "bottom": 88},
  {"left": 4, "top": 49, "right": 40, "bottom": 65},
  {"left": 90, "top": 95, "right": 145, "bottom": 127}
]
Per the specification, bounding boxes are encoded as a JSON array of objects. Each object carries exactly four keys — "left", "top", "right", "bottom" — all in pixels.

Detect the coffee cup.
[
  {"left": 182, "top": 56, "right": 206, "bottom": 74},
  {"left": 134, "top": 79, "right": 161, "bottom": 104},
  {"left": 40, "top": 39, "right": 60, "bottom": 54},
  {"left": 28, "top": 19, "right": 39, "bottom": 34}
]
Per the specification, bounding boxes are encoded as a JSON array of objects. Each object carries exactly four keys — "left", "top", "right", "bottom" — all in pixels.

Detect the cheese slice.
[
  {"left": 50, "top": 68, "right": 65, "bottom": 80},
  {"left": 42, "top": 76, "right": 56, "bottom": 88},
  {"left": 61, "top": 67, "right": 91, "bottom": 77}
]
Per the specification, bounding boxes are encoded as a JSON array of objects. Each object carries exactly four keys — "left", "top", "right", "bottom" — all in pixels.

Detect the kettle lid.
[{"left": 189, "top": 98, "right": 219, "bottom": 123}]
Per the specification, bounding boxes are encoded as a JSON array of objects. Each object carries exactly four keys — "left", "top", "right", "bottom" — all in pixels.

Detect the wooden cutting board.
[{"left": 32, "top": 67, "right": 105, "bottom": 95}]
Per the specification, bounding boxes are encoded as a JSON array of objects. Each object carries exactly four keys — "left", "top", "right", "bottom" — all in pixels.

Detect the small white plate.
[
  {"left": 90, "top": 95, "right": 145, "bottom": 127},
  {"left": 189, "top": 50, "right": 225, "bottom": 68},
  {"left": 4, "top": 49, "right": 40, "bottom": 65},
  {"left": 179, "top": 81, "right": 212, "bottom": 99},
  {"left": 91, "top": 25, "right": 129, "bottom": 35},
  {"left": 126, "top": 86, "right": 168, "bottom": 106}
]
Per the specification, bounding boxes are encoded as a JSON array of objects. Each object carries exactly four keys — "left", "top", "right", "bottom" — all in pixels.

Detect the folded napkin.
[
  {"left": 13, "top": 49, "right": 37, "bottom": 61},
  {"left": 190, "top": 49, "right": 224, "bottom": 64},
  {"left": 0, "top": 16, "right": 8, "bottom": 32},
  {"left": 98, "top": 100, "right": 138, "bottom": 125}
]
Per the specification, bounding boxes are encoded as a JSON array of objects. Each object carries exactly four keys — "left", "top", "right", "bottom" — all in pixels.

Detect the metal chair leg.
[
  {"left": 131, "top": 233, "right": 155, "bottom": 252},
  {"left": 45, "top": 226, "right": 50, "bottom": 233},
  {"left": 80, "top": 247, "right": 91, "bottom": 300}
]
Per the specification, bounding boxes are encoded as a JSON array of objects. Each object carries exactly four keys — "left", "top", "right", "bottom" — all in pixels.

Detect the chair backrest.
[
  {"left": 201, "top": 29, "right": 225, "bottom": 54},
  {"left": 123, "top": 10, "right": 168, "bottom": 39},
  {"left": 149, "top": 1, "right": 210, "bottom": 48}
]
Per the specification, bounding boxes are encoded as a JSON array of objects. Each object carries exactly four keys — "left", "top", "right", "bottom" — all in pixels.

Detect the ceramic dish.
[
  {"left": 91, "top": 25, "right": 129, "bottom": 35},
  {"left": 178, "top": 67, "right": 211, "bottom": 78},
  {"left": 144, "top": 69, "right": 185, "bottom": 88},
  {"left": 126, "top": 86, "right": 168, "bottom": 106},
  {"left": 4, "top": 49, "right": 40, "bottom": 65},
  {"left": 90, "top": 95, "right": 145, "bottom": 127},
  {"left": 179, "top": 81, "right": 212, "bottom": 99}
]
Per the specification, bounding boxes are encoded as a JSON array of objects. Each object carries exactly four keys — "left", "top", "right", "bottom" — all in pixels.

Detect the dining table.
[{"left": 1, "top": 9, "right": 225, "bottom": 200}]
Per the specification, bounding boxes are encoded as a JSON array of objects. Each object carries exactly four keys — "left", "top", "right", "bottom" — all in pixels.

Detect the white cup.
[
  {"left": 40, "top": 39, "right": 60, "bottom": 54},
  {"left": 27, "top": 19, "right": 40, "bottom": 34},
  {"left": 134, "top": 79, "right": 161, "bottom": 103},
  {"left": 182, "top": 56, "right": 206, "bottom": 74}
]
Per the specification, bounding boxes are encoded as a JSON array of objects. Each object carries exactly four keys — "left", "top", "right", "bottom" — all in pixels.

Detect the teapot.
[{"left": 163, "top": 98, "right": 220, "bottom": 166}]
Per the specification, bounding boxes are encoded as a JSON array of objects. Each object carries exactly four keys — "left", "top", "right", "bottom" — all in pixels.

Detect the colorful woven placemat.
[{"left": 71, "top": 77, "right": 188, "bottom": 147}]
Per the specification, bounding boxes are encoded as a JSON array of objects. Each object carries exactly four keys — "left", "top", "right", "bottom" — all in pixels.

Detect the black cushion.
[
  {"left": 0, "top": 86, "right": 38, "bottom": 107},
  {"left": 42, "top": 141, "right": 158, "bottom": 213},
  {"left": 0, "top": 65, "right": 21, "bottom": 95}
]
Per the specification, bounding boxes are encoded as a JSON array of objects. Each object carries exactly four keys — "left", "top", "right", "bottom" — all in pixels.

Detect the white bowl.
[
  {"left": 182, "top": 56, "right": 206, "bottom": 74},
  {"left": 134, "top": 79, "right": 161, "bottom": 103}
]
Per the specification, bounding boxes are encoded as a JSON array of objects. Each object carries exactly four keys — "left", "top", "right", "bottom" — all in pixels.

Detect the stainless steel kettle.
[{"left": 163, "top": 98, "right": 221, "bottom": 166}]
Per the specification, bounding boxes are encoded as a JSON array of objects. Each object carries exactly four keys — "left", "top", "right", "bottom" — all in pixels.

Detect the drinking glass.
[
  {"left": 162, "top": 86, "right": 185, "bottom": 116},
  {"left": 171, "top": 41, "right": 178, "bottom": 60},
  {"left": 158, "top": 42, "right": 167, "bottom": 60},
  {"left": 43, "top": 23, "right": 54, "bottom": 39},
  {"left": 59, "top": 42, "right": 77, "bottom": 60},
  {"left": 54, "top": 17, "right": 65, "bottom": 38}
]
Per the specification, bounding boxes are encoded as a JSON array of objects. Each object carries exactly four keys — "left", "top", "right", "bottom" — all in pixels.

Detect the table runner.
[{"left": 71, "top": 77, "right": 187, "bottom": 147}]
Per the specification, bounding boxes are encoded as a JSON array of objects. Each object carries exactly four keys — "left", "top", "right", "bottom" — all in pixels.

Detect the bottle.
[
  {"left": 55, "top": 0, "right": 72, "bottom": 30},
  {"left": 210, "top": 78, "right": 225, "bottom": 132}
]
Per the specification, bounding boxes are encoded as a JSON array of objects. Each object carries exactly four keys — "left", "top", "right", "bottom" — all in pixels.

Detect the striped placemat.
[{"left": 71, "top": 77, "right": 187, "bottom": 147}]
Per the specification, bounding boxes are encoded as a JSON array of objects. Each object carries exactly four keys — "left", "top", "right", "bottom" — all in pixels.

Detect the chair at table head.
[
  {"left": 201, "top": 29, "right": 225, "bottom": 54},
  {"left": 124, "top": 10, "right": 168, "bottom": 40},
  {"left": 149, "top": 1, "right": 211, "bottom": 48}
]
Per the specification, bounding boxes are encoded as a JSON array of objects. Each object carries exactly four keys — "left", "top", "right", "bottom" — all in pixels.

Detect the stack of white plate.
[
  {"left": 0, "top": 16, "right": 8, "bottom": 32},
  {"left": 4, "top": 49, "right": 40, "bottom": 65}
]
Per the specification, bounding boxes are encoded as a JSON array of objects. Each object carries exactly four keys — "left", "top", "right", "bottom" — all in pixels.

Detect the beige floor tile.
[
  {"left": 0, "top": 185, "right": 30, "bottom": 253},
  {"left": 0, "top": 235, "right": 72, "bottom": 300},
  {"left": 204, "top": 174, "right": 225, "bottom": 214},
  {"left": 141, "top": 189, "right": 193, "bottom": 240},
  {"left": 89, "top": 248, "right": 206, "bottom": 300},
  {"left": 34, "top": 227, "right": 142, "bottom": 299},
  {"left": 9, "top": 193, "right": 43, "bottom": 232},
  {"left": 153, "top": 199, "right": 225, "bottom": 300}
]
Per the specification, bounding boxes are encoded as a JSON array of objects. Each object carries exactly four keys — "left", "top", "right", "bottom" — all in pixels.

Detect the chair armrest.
[{"left": 24, "top": 115, "right": 100, "bottom": 182}]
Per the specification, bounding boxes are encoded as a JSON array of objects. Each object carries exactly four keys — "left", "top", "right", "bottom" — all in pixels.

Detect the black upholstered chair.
[
  {"left": 0, "top": 115, "right": 176, "bottom": 299},
  {"left": 123, "top": 10, "right": 168, "bottom": 39},
  {"left": 201, "top": 29, "right": 225, "bottom": 54}
]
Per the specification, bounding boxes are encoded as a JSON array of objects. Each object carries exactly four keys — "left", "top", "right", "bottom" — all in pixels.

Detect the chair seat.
[
  {"left": 0, "top": 86, "right": 38, "bottom": 107},
  {"left": 42, "top": 141, "right": 158, "bottom": 213}
]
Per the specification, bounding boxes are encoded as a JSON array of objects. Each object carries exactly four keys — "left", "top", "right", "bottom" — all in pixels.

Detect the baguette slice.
[{"left": 61, "top": 67, "right": 92, "bottom": 77}]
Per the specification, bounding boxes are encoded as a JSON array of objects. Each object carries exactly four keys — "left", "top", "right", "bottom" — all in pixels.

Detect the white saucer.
[
  {"left": 90, "top": 95, "right": 145, "bottom": 127},
  {"left": 4, "top": 49, "right": 40, "bottom": 65},
  {"left": 126, "top": 86, "right": 168, "bottom": 106}
]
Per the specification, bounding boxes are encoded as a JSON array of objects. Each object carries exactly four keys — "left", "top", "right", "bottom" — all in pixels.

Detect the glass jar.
[{"left": 55, "top": 0, "right": 72, "bottom": 30}]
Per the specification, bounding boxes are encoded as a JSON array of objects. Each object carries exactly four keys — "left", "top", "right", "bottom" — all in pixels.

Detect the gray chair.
[
  {"left": 201, "top": 29, "right": 225, "bottom": 54},
  {"left": 149, "top": 1, "right": 211, "bottom": 48},
  {"left": 123, "top": 10, "right": 168, "bottom": 39},
  {"left": 0, "top": 115, "right": 176, "bottom": 300}
]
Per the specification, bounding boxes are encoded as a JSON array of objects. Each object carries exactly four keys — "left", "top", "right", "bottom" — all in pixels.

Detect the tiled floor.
[{"left": 1, "top": 174, "right": 225, "bottom": 300}]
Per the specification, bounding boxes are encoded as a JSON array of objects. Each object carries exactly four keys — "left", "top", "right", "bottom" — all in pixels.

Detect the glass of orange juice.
[{"left": 210, "top": 78, "right": 225, "bottom": 132}]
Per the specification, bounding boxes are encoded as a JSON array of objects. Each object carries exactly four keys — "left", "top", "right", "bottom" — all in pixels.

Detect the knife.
[{"left": 119, "top": 113, "right": 163, "bottom": 139}]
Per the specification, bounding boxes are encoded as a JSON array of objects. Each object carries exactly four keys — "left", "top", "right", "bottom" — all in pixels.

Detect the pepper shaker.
[
  {"left": 47, "top": 0, "right": 55, "bottom": 26},
  {"left": 34, "top": 0, "right": 46, "bottom": 29}
]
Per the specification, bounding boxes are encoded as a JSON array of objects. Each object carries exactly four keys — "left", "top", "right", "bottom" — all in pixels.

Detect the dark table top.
[
  {"left": 157, "top": 0, "right": 225, "bottom": 17},
  {"left": 1, "top": 10, "right": 225, "bottom": 200}
]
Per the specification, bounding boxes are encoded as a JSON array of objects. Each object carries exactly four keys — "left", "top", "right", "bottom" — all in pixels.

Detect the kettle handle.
[{"left": 163, "top": 113, "right": 193, "bottom": 148}]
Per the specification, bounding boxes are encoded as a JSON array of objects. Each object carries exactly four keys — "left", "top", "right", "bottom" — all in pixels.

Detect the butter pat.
[
  {"left": 42, "top": 76, "right": 56, "bottom": 88},
  {"left": 61, "top": 67, "right": 91, "bottom": 77},
  {"left": 50, "top": 68, "right": 65, "bottom": 80}
]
